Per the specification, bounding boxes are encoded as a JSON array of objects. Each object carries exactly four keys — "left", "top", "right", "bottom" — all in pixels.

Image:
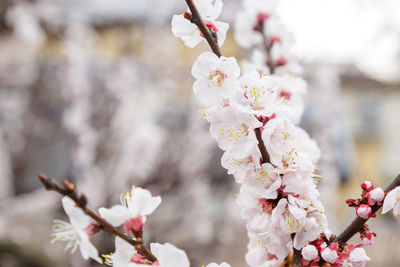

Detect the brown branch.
[
  {"left": 334, "top": 174, "right": 400, "bottom": 244},
  {"left": 255, "top": 128, "right": 270, "bottom": 164},
  {"left": 184, "top": 0, "right": 222, "bottom": 57},
  {"left": 37, "top": 173, "right": 157, "bottom": 263}
]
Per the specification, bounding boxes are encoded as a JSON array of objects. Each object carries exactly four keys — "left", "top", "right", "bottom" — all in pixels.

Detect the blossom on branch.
[
  {"left": 52, "top": 197, "right": 102, "bottom": 263},
  {"left": 192, "top": 52, "right": 240, "bottom": 106},
  {"left": 99, "top": 186, "right": 161, "bottom": 233},
  {"left": 171, "top": 0, "right": 228, "bottom": 47},
  {"left": 104, "top": 237, "right": 189, "bottom": 267}
]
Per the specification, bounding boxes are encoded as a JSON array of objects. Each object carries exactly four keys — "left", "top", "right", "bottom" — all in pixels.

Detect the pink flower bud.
[
  {"left": 321, "top": 247, "right": 338, "bottom": 264},
  {"left": 361, "top": 181, "right": 373, "bottom": 191},
  {"left": 302, "top": 245, "right": 319, "bottom": 261},
  {"left": 356, "top": 204, "right": 372, "bottom": 219},
  {"left": 346, "top": 198, "right": 356, "bottom": 206},
  {"left": 362, "top": 233, "right": 376, "bottom": 246},
  {"left": 370, "top": 187, "right": 384, "bottom": 202}
]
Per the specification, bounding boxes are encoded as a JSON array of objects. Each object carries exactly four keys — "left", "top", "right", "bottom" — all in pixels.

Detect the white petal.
[
  {"left": 62, "top": 197, "right": 90, "bottom": 229},
  {"left": 171, "top": 15, "right": 197, "bottom": 37},
  {"left": 98, "top": 205, "right": 130, "bottom": 227},
  {"left": 382, "top": 187, "right": 400, "bottom": 214},
  {"left": 182, "top": 32, "right": 203, "bottom": 48},
  {"left": 214, "top": 21, "right": 229, "bottom": 46},
  {"left": 79, "top": 240, "right": 102, "bottom": 263},
  {"left": 129, "top": 187, "right": 161, "bottom": 216},
  {"left": 114, "top": 237, "right": 137, "bottom": 266},
  {"left": 150, "top": 243, "right": 190, "bottom": 267}
]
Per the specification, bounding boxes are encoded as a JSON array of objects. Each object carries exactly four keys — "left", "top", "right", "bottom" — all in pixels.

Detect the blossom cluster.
[{"left": 171, "top": 0, "right": 375, "bottom": 266}]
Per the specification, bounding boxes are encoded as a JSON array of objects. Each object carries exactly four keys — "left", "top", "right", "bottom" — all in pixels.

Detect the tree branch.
[
  {"left": 37, "top": 173, "right": 157, "bottom": 263},
  {"left": 334, "top": 174, "right": 400, "bottom": 244},
  {"left": 184, "top": 0, "right": 222, "bottom": 57}
]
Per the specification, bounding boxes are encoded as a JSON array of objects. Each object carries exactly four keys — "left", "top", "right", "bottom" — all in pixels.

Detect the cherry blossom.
[
  {"left": 171, "top": 0, "right": 228, "bottom": 47},
  {"left": 105, "top": 237, "right": 189, "bottom": 267},
  {"left": 99, "top": 186, "right": 161, "bottom": 233},
  {"left": 192, "top": 52, "right": 240, "bottom": 106},
  {"left": 207, "top": 103, "right": 262, "bottom": 157},
  {"left": 51, "top": 197, "right": 102, "bottom": 263}
]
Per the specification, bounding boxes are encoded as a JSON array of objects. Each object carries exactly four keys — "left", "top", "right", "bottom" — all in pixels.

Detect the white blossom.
[
  {"left": 192, "top": 52, "right": 240, "bottom": 106},
  {"left": 105, "top": 238, "right": 189, "bottom": 267},
  {"left": 99, "top": 186, "right": 161, "bottom": 232},
  {"left": 171, "top": 0, "right": 228, "bottom": 47},
  {"left": 51, "top": 197, "right": 102, "bottom": 263},
  {"left": 207, "top": 103, "right": 262, "bottom": 157}
]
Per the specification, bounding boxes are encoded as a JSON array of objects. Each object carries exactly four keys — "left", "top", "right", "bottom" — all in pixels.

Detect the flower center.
[
  {"left": 208, "top": 70, "right": 227, "bottom": 87},
  {"left": 221, "top": 124, "right": 249, "bottom": 144},
  {"left": 283, "top": 208, "right": 301, "bottom": 233}
]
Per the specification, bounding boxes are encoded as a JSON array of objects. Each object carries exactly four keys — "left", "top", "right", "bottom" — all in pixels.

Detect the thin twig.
[
  {"left": 38, "top": 173, "right": 157, "bottom": 263},
  {"left": 184, "top": 0, "right": 222, "bottom": 57},
  {"left": 335, "top": 174, "right": 400, "bottom": 244}
]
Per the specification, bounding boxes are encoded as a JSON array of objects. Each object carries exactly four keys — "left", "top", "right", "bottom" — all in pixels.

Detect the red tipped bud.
[{"left": 63, "top": 179, "right": 75, "bottom": 192}]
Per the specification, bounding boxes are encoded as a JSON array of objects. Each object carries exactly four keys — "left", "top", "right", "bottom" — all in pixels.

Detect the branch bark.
[{"left": 37, "top": 173, "right": 157, "bottom": 263}]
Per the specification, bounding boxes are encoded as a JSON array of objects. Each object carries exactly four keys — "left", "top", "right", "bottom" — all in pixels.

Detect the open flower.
[
  {"left": 192, "top": 51, "right": 240, "bottom": 106},
  {"left": 105, "top": 237, "right": 189, "bottom": 267},
  {"left": 207, "top": 103, "right": 262, "bottom": 157},
  {"left": 382, "top": 186, "right": 400, "bottom": 217},
  {"left": 171, "top": 0, "right": 229, "bottom": 47},
  {"left": 237, "top": 70, "right": 278, "bottom": 116},
  {"left": 51, "top": 197, "right": 102, "bottom": 263},
  {"left": 99, "top": 186, "right": 161, "bottom": 233}
]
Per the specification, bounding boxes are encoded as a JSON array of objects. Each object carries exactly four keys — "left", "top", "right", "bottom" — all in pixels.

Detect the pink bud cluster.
[
  {"left": 346, "top": 181, "right": 384, "bottom": 219},
  {"left": 301, "top": 234, "right": 369, "bottom": 266}
]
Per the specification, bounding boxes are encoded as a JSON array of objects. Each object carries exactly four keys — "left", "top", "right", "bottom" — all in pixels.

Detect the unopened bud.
[
  {"left": 63, "top": 179, "right": 75, "bottom": 192},
  {"left": 183, "top": 12, "right": 192, "bottom": 20}
]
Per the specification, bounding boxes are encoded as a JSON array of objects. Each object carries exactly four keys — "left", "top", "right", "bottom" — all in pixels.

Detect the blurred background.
[{"left": 0, "top": 0, "right": 399, "bottom": 266}]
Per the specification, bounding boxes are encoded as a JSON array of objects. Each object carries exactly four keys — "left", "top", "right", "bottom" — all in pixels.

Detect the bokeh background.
[{"left": 0, "top": 0, "right": 399, "bottom": 266}]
